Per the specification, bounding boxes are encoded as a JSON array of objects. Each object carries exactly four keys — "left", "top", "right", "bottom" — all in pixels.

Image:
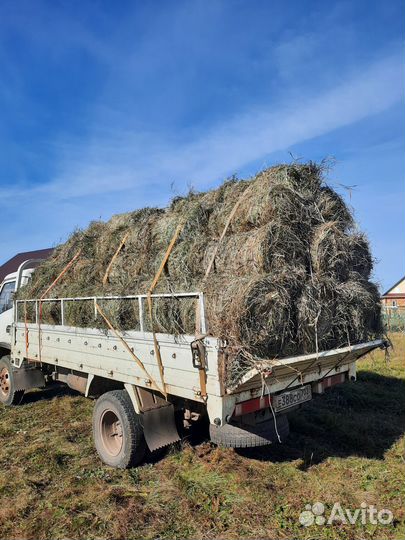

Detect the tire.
[
  {"left": 210, "top": 414, "right": 289, "bottom": 448},
  {"left": 93, "top": 390, "right": 146, "bottom": 468},
  {"left": 0, "top": 356, "right": 24, "bottom": 406}
]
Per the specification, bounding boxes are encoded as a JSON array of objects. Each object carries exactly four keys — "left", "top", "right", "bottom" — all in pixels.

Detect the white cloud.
[
  {"left": 22, "top": 48, "right": 403, "bottom": 201},
  {"left": 1, "top": 48, "right": 403, "bottom": 267}
]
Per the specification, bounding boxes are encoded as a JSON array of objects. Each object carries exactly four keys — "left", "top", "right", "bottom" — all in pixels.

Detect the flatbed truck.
[{"left": 0, "top": 258, "right": 385, "bottom": 468}]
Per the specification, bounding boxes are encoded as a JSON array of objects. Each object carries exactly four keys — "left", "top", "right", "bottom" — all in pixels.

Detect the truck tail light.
[
  {"left": 234, "top": 395, "right": 272, "bottom": 417},
  {"left": 322, "top": 373, "right": 346, "bottom": 389},
  {"left": 312, "top": 372, "right": 346, "bottom": 394}
]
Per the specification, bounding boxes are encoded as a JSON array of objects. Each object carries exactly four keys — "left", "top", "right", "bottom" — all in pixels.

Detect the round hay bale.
[
  {"left": 206, "top": 179, "right": 254, "bottom": 235},
  {"left": 310, "top": 222, "right": 350, "bottom": 278},
  {"left": 297, "top": 275, "right": 337, "bottom": 353},
  {"left": 265, "top": 182, "right": 316, "bottom": 236},
  {"left": 335, "top": 277, "right": 382, "bottom": 346},
  {"left": 286, "top": 161, "right": 324, "bottom": 195},
  {"left": 205, "top": 265, "right": 305, "bottom": 358},
  {"left": 202, "top": 222, "right": 307, "bottom": 276},
  {"left": 346, "top": 233, "right": 373, "bottom": 279},
  {"left": 154, "top": 296, "right": 197, "bottom": 335},
  {"left": 310, "top": 224, "right": 373, "bottom": 281},
  {"left": 316, "top": 186, "right": 354, "bottom": 228},
  {"left": 64, "top": 299, "right": 97, "bottom": 328},
  {"left": 207, "top": 164, "right": 322, "bottom": 236},
  {"left": 106, "top": 213, "right": 164, "bottom": 290}
]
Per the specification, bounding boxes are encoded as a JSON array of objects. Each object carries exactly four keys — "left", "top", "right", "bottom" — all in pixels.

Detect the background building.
[{"left": 382, "top": 276, "right": 405, "bottom": 308}]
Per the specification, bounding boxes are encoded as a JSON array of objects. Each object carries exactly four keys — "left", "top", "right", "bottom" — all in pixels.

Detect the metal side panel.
[
  {"left": 13, "top": 323, "right": 223, "bottom": 402},
  {"left": 227, "top": 340, "right": 385, "bottom": 395}
]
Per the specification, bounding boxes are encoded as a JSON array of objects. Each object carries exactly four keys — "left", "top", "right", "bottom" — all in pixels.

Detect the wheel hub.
[
  {"left": 100, "top": 410, "right": 123, "bottom": 457},
  {"left": 0, "top": 367, "right": 10, "bottom": 398}
]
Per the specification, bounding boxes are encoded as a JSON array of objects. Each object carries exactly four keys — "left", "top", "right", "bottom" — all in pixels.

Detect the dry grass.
[{"left": 0, "top": 333, "right": 404, "bottom": 540}]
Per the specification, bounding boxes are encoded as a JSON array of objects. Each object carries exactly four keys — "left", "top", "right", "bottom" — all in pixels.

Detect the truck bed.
[
  {"left": 12, "top": 319, "right": 384, "bottom": 424},
  {"left": 12, "top": 294, "right": 385, "bottom": 423}
]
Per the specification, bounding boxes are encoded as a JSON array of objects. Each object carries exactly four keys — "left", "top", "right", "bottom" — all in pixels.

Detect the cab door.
[{"left": 0, "top": 281, "right": 16, "bottom": 348}]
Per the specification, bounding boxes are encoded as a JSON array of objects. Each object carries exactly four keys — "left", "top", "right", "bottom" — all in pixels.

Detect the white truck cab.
[{"left": 0, "top": 260, "right": 43, "bottom": 352}]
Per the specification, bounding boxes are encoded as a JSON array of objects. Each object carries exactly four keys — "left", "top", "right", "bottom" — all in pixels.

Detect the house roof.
[
  {"left": 0, "top": 248, "right": 54, "bottom": 284},
  {"left": 382, "top": 275, "right": 405, "bottom": 297}
]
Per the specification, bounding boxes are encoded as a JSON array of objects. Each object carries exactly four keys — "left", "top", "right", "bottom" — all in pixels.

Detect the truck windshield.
[{"left": 0, "top": 282, "right": 15, "bottom": 313}]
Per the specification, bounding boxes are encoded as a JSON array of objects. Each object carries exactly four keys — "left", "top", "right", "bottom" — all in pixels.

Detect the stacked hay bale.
[{"left": 18, "top": 163, "right": 382, "bottom": 384}]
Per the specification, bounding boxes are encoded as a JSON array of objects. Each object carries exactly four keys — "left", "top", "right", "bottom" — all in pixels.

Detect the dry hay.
[
  {"left": 17, "top": 162, "right": 382, "bottom": 386},
  {"left": 316, "top": 186, "right": 354, "bottom": 228},
  {"left": 204, "top": 265, "right": 306, "bottom": 358},
  {"left": 346, "top": 233, "right": 373, "bottom": 279},
  {"left": 335, "top": 275, "right": 382, "bottom": 344},
  {"left": 297, "top": 274, "right": 337, "bottom": 353},
  {"left": 310, "top": 223, "right": 374, "bottom": 281},
  {"left": 202, "top": 223, "right": 307, "bottom": 276}
]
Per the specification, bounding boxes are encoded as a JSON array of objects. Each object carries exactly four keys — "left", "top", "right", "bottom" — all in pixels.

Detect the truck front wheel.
[
  {"left": 93, "top": 390, "right": 146, "bottom": 468},
  {"left": 0, "top": 356, "right": 24, "bottom": 406}
]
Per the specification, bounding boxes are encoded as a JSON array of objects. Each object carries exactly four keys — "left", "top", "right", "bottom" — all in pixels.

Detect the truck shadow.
[
  {"left": 235, "top": 371, "right": 405, "bottom": 470},
  {"left": 19, "top": 371, "right": 405, "bottom": 470},
  {"left": 22, "top": 383, "right": 79, "bottom": 404}
]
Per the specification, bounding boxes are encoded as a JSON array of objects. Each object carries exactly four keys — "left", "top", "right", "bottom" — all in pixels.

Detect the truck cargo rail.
[{"left": 15, "top": 291, "right": 207, "bottom": 334}]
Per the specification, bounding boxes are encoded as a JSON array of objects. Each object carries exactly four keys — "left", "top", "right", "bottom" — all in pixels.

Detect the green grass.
[{"left": 0, "top": 334, "right": 404, "bottom": 539}]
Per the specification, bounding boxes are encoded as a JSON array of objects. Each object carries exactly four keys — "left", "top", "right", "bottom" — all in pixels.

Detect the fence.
[{"left": 382, "top": 306, "right": 405, "bottom": 333}]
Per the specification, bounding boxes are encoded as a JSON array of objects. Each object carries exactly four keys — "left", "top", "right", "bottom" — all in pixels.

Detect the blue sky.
[{"left": 0, "top": 0, "right": 403, "bottom": 292}]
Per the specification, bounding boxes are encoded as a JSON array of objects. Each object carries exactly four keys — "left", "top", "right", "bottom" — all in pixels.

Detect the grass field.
[{"left": 0, "top": 334, "right": 404, "bottom": 540}]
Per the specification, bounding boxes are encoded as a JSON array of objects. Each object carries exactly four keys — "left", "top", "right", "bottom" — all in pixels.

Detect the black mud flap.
[
  {"left": 142, "top": 403, "right": 180, "bottom": 452},
  {"left": 13, "top": 367, "right": 45, "bottom": 392}
]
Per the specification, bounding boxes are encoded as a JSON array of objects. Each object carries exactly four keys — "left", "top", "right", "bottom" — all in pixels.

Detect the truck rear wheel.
[
  {"left": 0, "top": 356, "right": 24, "bottom": 406},
  {"left": 93, "top": 390, "right": 146, "bottom": 468}
]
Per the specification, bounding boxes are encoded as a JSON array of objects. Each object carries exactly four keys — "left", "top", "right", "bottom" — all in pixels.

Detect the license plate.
[{"left": 273, "top": 385, "right": 312, "bottom": 412}]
